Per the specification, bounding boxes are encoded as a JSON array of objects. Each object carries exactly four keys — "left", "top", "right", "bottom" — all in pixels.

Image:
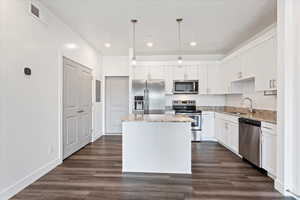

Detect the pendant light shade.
[
  {"left": 176, "top": 18, "right": 183, "bottom": 65},
  {"left": 131, "top": 19, "right": 138, "bottom": 66}
]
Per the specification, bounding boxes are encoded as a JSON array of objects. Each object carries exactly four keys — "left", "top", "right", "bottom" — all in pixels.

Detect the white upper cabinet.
[
  {"left": 198, "top": 64, "right": 208, "bottom": 94},
  {"left": 242, "top": 45, "right": 259, "bottom": 78},
  {"left": 220, "top": 28, "right": 277, "bottom": 92},
  {"left": 254, "top": 36, "right": 277, "bottom": 91},
  {"left": 173, "top": 66, "right": 185, "bottom": 80},
  {"left": 132, "top": 65, "right": 149, "bottom": 80},
  {"left": 206, "top": 63, "right": 224, "bottom": 94},
  {"left": 149, "top": 65, "right": 164, "bottom": 79},
  {"left": 164, "top": 66, "right": 174, "bottom": 94},
  {"left": 185, "top": 65, "right": 199, "bottom": 80}
]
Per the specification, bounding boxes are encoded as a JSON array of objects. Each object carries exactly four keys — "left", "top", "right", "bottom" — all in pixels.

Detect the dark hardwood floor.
[{"left": 12, "top": 136, "right": 293, "bottom": 200}]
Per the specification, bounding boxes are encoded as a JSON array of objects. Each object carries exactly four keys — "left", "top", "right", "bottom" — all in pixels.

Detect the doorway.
[
  {"left": 105, "top": 76, "right": 129, "bottom": 134},
  {"left": 63, "top": 57, "right": 92, "bottom": 159}
]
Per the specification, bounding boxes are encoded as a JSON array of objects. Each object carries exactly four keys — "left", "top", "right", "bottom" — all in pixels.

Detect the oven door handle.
[{"left": 201, "top": 114, "right": 203, "bottom": 130}]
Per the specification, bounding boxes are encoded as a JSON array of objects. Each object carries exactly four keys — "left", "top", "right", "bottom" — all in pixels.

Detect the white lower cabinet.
[
  {"left": 201, "top": 112, "right": 215, "bottom": 141},
  {"left": 215, "top": 113, "right": 239, "bottom": 155},
  {"left": 215, "top": 115, "right": 277, "bottom": 178},
  {"left": 261, "top": 123, "right": 277, "bottom": 177},
  {"left": 227, "top": 122, "right": 239, "bottom": 154}
]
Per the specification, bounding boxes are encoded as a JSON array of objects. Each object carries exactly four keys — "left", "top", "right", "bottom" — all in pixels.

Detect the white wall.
[
  {"left": 277, "top": 0, "right": 300, "bottom": 196},
  {"left": 102, "top": 56, "right": 129, "bottom": 76},
  {"left": 225, "top": 81, "right": 277, "bottom": 111},
  {"left": 0, "top": 0, "right": 102, "bottom": 199},
  {"left": 93, "top": 56, "right": 103, "bottom": 141}
]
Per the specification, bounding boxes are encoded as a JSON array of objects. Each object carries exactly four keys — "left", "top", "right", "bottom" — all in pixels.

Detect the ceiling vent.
[{"left": 30, "top": 3, "right": 40, "bottom": 18}]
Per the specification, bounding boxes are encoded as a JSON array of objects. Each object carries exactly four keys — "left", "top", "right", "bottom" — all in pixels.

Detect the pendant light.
[
  {"left": 176, "top": 18, "right": 183, "bottom": 65},
  {"left": 131, "top": 19, "right": 138, "bottom": 66}
]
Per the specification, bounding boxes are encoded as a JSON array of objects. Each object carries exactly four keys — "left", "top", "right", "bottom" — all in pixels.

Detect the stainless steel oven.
[
  {"left": 172, "top": 100, "right": 202, "bottom": 142},
  {"left": 173, "top": 80, "right": 199, "bottom": 94}
]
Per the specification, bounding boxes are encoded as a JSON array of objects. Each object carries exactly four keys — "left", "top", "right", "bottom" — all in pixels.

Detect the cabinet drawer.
[
  {"left": 261, "top": 122, "right": 276, "bottom": 134},
  {"left": 215, "top": 113, "right": 239, "bottom": 124}
]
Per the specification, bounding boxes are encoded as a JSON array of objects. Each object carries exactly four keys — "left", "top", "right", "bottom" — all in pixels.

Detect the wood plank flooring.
[{"left": 11, "top": 136, "right": 293, "bottom": 200}]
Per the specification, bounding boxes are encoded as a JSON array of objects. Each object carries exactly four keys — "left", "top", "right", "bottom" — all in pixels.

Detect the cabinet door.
[
  {"left": 215, "top": 118, "right": 221, "bottom": 141},
  {"left": 185, "top": 65, "right": 199, "bottom": 80},
  {"left": 243, "top": 44, "right": 259, "bottom": 78},
  {"left": 201, "top": 113, "right": 215, "bottom": 140},
  {"left": 198, "top": 64, "right": 208, "bottom": 94},
  {"left": 228, "top": 122, "right": 239, "bottom": 154},
  {"left": 207, "top": 63, "right": 224, "bottom": 94},
  {"left": 173, "top": 66, "right": 185, "bottom": 80},
  {"left": 133, "top": 66, "right": 149, "bottom": 80},
  {"left": 164, "top": 66, "right": 174, "bottom": 94},
  {"left": 149, "top": 66, "right": 164, "bottom": 79},
  {"left": 255, "top": 37, "right": 277, "bottom": 91},
  {"left": 215, "top": 118, "right": 225, "bottom": 143},
  {"left": 227, "top": 55, "right": 243, "bottom": 80},
  {"left": 220, "top": 60, "right": 231, "bottom": 94},
  {"left": 262, "top": 131, "right": 277, "bottom": 176}
]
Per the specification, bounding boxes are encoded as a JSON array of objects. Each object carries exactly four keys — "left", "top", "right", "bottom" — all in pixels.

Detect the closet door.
[
  {"left": 78, "top": 68, "right": 92, "bottom": 147},
  {"left": 63, "top": 58, "right": 92, "bottom": 159}
]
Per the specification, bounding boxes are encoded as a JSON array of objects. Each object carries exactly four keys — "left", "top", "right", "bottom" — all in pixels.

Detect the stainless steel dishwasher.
[{"left": 239, "top": 118, "right": 262, "bottom": 168}]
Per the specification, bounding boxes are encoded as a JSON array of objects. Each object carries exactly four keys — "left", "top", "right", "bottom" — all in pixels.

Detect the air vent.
[{"left": 30, "top": 3, "right": 40, "bottom": 18}]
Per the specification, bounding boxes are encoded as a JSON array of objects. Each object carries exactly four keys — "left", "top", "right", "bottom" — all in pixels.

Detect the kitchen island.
[{"left": 122, "top": 114, "right": 193, "bottom": 174}]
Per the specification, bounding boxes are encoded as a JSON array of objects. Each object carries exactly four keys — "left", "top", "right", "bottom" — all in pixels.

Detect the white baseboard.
[
  {"left": 0, "top": 158, "right": 61, "bottom": 200},
  {"left": 92, "top": 130, "right": 103, "bottom": 142},
  {"left": 275, "top": 179, "right": 285, "bottom": 195}
]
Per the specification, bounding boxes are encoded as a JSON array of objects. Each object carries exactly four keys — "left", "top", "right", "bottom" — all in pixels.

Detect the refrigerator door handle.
[{"left": 144, "top": 88, "right": 149, "bottom": 113}]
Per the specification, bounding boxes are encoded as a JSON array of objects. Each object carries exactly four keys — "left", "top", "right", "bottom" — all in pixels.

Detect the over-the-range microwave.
[{"left": 173, "top": 80, "right": 199, "bottom": 94}]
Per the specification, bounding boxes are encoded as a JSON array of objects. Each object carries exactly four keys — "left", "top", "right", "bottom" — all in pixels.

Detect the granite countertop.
[
  {"left": 122, "top": 114, "right": 194, "bottom": 123},
  {"left": 198, "top": 106, "right": 277, "bottom": 124}
]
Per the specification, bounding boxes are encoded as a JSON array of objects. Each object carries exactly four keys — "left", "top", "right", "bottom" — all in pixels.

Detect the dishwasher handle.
[{"left": 239, "top": 118, "right": 261, "bottom": 127}]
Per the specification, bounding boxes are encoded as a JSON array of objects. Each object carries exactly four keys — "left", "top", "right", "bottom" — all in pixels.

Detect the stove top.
[
  {"left": 172, "top": 100, "right": 201, "bottom": 114},
  {"left": 175, "top": 110, "right": 202, "bottom": 114}
]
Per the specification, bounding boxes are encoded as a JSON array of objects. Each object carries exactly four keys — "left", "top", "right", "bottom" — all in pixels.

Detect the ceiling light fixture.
[
  {"left": 104, "top": 43, "right": 111, "bottom": 48},
  {"left": 190, "top": 41, "right": 197, "bottom": 47},
  {"left": 131, "top": 19, "right": 138, "bottom": 66},
  {"left": 147, "top": 42, "right": 153, "bottom": 47},
  {"left": 176, "top": 18, "right": 183, "bottom": 65},
  {"left": 64, "top": 43, "right": 79, "bottom": 49}
]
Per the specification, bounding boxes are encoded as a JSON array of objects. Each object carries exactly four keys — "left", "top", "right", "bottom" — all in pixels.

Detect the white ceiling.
[{"left": 41, "top": 0, "right": 277, "bottom": 56}]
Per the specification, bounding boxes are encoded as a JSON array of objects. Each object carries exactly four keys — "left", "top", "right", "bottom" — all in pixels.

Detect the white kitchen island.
[{"left": 122, "top": 114, "right": 193, "bottom": 174}]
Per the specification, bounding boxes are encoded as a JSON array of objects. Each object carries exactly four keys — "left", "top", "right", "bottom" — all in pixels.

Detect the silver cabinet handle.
[
  {"left": 269, "top": 80, "right": 272, "bottom": 88},
  {"left": 272, "top": 79, "right": 276, "bottom": 88},
  {"left": 77, "top": 110, "right": 84, "bottom": 113}
]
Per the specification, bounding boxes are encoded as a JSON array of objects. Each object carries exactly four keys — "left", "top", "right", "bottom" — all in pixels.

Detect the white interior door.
[
  {"left": 63, "top": 57, "right": 92, "bottom": 159},
  {"left": 105, "top": 76, "right": 129, "bottom": 134}
]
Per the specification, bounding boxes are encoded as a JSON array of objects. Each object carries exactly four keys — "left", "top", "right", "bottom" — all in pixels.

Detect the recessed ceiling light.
[
  {"left": 147, "top": 42, "right": 153, "bottom": 47},
  {"left": 190, "top": 42, "right": 197, "bottom": 47},
  {"left": 104, "top": 43, "right": 111, "bottom": 48},
  {"left": 64, "top": 43, "right": 79, "bottom": 49}
]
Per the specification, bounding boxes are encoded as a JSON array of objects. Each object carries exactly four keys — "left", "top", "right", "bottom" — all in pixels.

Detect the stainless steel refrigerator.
[{"left": 132, "top": 80, "right": 165, "bottom": 114}]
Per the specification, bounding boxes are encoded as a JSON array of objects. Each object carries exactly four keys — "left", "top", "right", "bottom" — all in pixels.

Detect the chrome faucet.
[{"left": 242, "top": 97, "right": 254, "bottom": 113}]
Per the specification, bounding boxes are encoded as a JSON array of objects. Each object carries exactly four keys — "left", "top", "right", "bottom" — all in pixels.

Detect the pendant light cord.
[
  {"left": 131, "top": 19, "right": 138, "bottom": 59},
  {"left": 177, "top": 18, "right": 183, "bottom": 59},
  {"left": 178, "top": 20, "right": 181, "bottom": 56}
]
